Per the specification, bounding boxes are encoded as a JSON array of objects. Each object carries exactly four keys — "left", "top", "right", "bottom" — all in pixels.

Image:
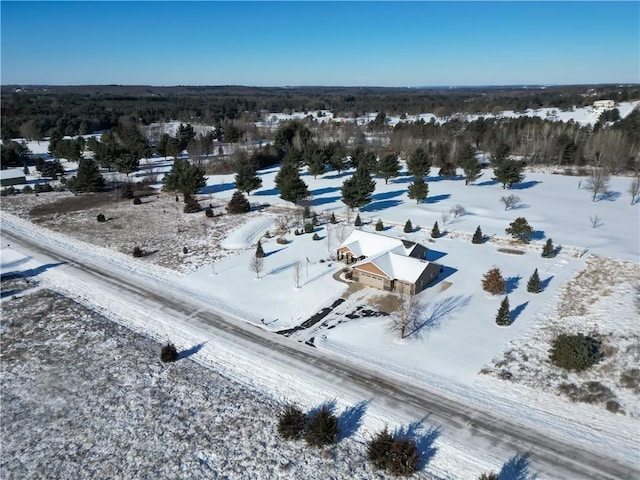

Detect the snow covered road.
[{"left": 2, "top": 213, "right": 638, "bottom": 479}]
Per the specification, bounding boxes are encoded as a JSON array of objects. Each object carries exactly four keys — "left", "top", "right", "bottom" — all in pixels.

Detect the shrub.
[
  {"left": 312, "top": 212, "right": 319, "bottom": 226},
  {"left": 303, "top": 205, "right": 311, "bottom": 218},
  {"left": 482, "top": 267, "right": 505, "bottom": 295},
  {"left": 354, "top": 213, "right": 362, "bottom": 227},
  {"left": 160, "top": 342, "right": 178, "bottom": 363},
  {"left": 276, "top": 237, "right": 288, "bottom": 245},
  {"left": 375, "top": 219, "right": 384, "bottom": 231},
  {"left": 183, "top": 194, "right": 201, "bottom": 213},
  {"left": 97, "top": 213, "right": 106, "bottom": 223},
  {"left": 304, "top": 405, "right": 339, "bottom": 447},
  {"left": 294, "top": 228, "right": 302, "bottom": 236},
  {"left": 1, "top": 186, "right": 16, "bottom": 196},
  {"left": 304, "top": 222, "right": 314, "bottom": 233},
  {"left": 329, "top": 212, "right": 337, "bottom": 224},
  {"left": 431, "top": 221, "right": 440, "bottom": 239},
  {"left": 228, "top": 190, "right": 251, "bottom": 214},
  {"left": 450, "top": 204, "right": 466, "bottom": 217},
  {"left": 506, "top": 216, "right": 534, "bottom": 243},
  {"left": 133, "top": 196, "right": 142, "bottom": 205},
  {"left": 133, "top": 246, "right": 144, "bottom": 258},
  {"left": 403, "top": 219, "right": 413, "bottom": 233},
  {"left": 183, "top": 246, "right": 188, "bottom": 254},
  {"left": 542, "top": 238, "right": 555, "bottom": 258},
  {"left": 34, "top": 183, "right": 53, "bottom": 194},
  {"left": 22, "top": 185, "right": 33, "bottom": 194},
  {"left": 277, "top": 405, "right": 307, "bottom": 440},
  {"left": 549, "top": 333, "right": 602, "bottom": 371},
  {"left": 367, "top": 429, "right": 419, "bottom": 476},
  {"left": 255, "top": 240, "right": 265, "bottom": 258},
  {"left": 312, "top": 233, "right": 320, "bottom": 240},
  {"left": 205, "top": 207, "right": 214, "bottom": 217},
  {"left": 479, "top": 473, "right": 499, "bottom": 480}
]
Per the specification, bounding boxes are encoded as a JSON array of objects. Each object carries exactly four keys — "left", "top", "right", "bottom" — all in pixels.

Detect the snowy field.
[{"left": 2, "top": 103, "right": 639, "bottom": 478}]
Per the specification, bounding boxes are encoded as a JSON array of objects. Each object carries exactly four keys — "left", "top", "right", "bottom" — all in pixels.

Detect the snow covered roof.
[
  {"left": 359, "top": 251, "right": 431, "bottom": 283},
  {"left": 0, "top": 168, "right": 26, "bottom": 181},
  {"left": 339, "top": 230, "right": 419, "bottom": 258}
]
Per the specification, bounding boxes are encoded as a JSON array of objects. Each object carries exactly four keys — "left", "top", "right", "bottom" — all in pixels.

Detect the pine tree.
[
  {"left": 354, "top": 213, "right": 362, "bottom": 227},
  {"left": 69, "top": 158, "right": 104, "bottom": 193},
  {"left": 329, "top": 212, "right": 337, "bottom": 224},
  {"left": 377, "top": 153, "right": 400, "bottom": 184},
  {"left": 506, "top": 217, "right": 534, "bottom": 243},
  {"left": 407, "top": 177, "right": 428, "bottom": 203},
  {"left": 493, "top": 157, "right": 525, "bottom": 189},
  {"left": 277, "top": 405, "right": 307, "bottom": 440},
  {"left": 472, "top": 225, "right": 483, "bottom": 244},
  {"left": 482, "top": 267, "right": 505, "bottom": 295},
  {"left": 255, "top": 240, "right": 265, "bottom": 258},
  {"left": 304, "top": 405, "right": 339, "bottom": 447},
  {"left": 496, "top": 296, "right": 511, "bottom": 326},
  {"left": 438, "top": 161, "right": 457, "bottom": 178},
  {"left": 431, "top": 221, "right": 440, "bottom": 239},
  {"left": 160, "top": 342, "right": 179, "bottom": 362},
  {"left": 228, "top": 190, "right": 251, "bottom": 214},
  {"left": 527, "top": 268, "right": 542, "bottom": 293},
  {"left": 341, "top": 163, "right": 376, "bottom": 209},
  {"left": 407, "top": 146, "right": 431, "bottom": 178},
  {"left": 304, "top": 145, "right": 326, "bottom": 179},
  {"left": 541, "top": 238, "right": 555, "bottom": 258},
  {"left": 457, "top": 142, "right": 482, "bottom": 185},
  {"left": 375, "top": 219, "right": 384, "bottom": 231},
  {"left": 234, "top": 152, "right": 262, "bottom": 194},
  {"left": 275, "top": 161, "right": 309, "bottom": 204},
  {"left": 404, "top": 219, "right": 413, "bottom": 233}
]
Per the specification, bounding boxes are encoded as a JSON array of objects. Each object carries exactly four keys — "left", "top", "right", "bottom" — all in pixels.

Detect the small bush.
[
  {"left": 294, "top": 228, "right": 302, "bottom": 236},
  {"left": 133, "top": 246, "right": 144, "bottom": 258},
  {"left": 375, "top": 219, "right": 384, "bottom": 231},
  {"left": 354, "top": 213, "right": 362, "bottom": 227},
  {"left": 183, "top": 195, "right": 201, "bottom": 213},
  {"left": 312, "top": 212, "right": 318, "bottom": 226},
  {"left": 228, "top": 190, "right": 251, "bottom": 214},
  {"left": 276, "top": 237, "right": 288, "bottom": 245},
  {"left": 277, "top": 405, "right": 307, "bottom": 440},
  {"left": 329, "top": 212, "right": 337, "bottom": 224},
  {"left": 34, "top": 183, "right": 53, "bottom": 194},
  {"left": 160, "top": 342, "right": 178, "bottom": 363},
  {"left": 22, "top": 185, "right": 33, "bottom": 194},
  {"left": 133, "top": 196, "right": 142, "bottom": 205},
  {"left": 255, "top": 240, "right": 265, "bottom": 258},
  {"left": 472, "top": 225, "right": 483, "bottom": 244},
  {"left": 478, "top": 473, "right": 499, "bottom": 480},
  {"left": 312, "top": 233, "right": 320, "bottom": 240},
  {"left": 97, "top": 213, "right": 106, "bottom": 223},
  {"left": 183, "top": 246, "right": 188, "bottom": 254},
  {"left": 367, "top": 429, "right": 419, "bottom": 476},
  {"left": 542, "top": 238, "right": 555, "bottom": 258},
  {"left": 304, "top": 405, "right": 339, "bottom": 447},
  {"left": 431, "top": 221, "right": 440, "bottom": 239},
  {"left": 304, "top": 222, "right": 314, "bottom": 233},
  {"left": 1, "top": 186, "right": 16, "bottom": 196},
  {"left": 549, "top": 333, "right": 602, "bottom": 371},
  {"left": 205, "top": 207, "right": 214, "bottom": 218},
  {"left": 303, "top": 205, "right": 311, "bottom": 218},
  {"left": 403, "top": 219, "right": 413, "bottom": 233}
]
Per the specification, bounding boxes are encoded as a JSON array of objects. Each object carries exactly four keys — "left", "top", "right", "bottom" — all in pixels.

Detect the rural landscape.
[{"left": 1, "top": 1, "right": 639, "bottom": 479}]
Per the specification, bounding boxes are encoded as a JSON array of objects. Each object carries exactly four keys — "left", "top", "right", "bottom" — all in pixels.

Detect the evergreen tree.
[
  {"left": 431, "top": 221, "right": 440, "bottom": 238},
  {"left": 541, "top": 238, "right": 555, "bottom": 258},
  {"left": 377, "top": 153, "right": 400, "bottom": 184},
  {"left": 438, "top": 161, "right": 457, "bottom": 178},
  {"left": 325, "top": 141, "right": 347, "bottom": 174},
  {"left": 527, "top": 268, "right": 542, "bottom": 293},
  {"left": 407, "top": 177, "right": 428, "bottom": 203},
  {"left": 354, "top": 213, "right": 362, "bottom": 226},
  {"left": 277, "top": 405, "right": 307, "bottom": 440},
  {"left": 375, "top": 219, "right": 384, "bottom": 231},
  {"left": 491, "top": 142, "right": 512, "bottom": 165},
  {"left": 493, "top": 159, "right": 525, "bottom": 189},
  {"left": 69, "top": 158, "right": 104, "bottom": 193},
  {"left": 176, "top": 123, "right": 196, "bottom": 151},
  {"left": 506, "top": 217, "right": 534, "bottom": 243},
  {"left": 472, "top": 225, "right": 483, "bottom": 244},
  {"left": 275, "top": 161, "right": 309, "bottom": 204},
  {"left": 234, "top": 152, "right": 262, "bottom": 194},
  {"left": 304, "top": 144, "right": 326, "bottom": 179},
  {"left": 341, "top": 163, "right": 375, "bottom": 209},
  {"left": 407, "top": 146, "right": 431, "bottom": 178},
  {"left": 404, "top": 219, "right": 413, "bottom": 233},
  {"left": 160, "top": 342, "right": 178, "bottom": 362},
  {"left": 329, "top": 212, "right": 337, "bottom": 224},
  {"left": 458, "top": 142, "right": 482, "bottom": 185},
  {"left": 303, "top": 405, "right": 339, "bottom": 447},
  {"left": 255, "top": 240, "right": 265, "bottom": 258},
  {"left": 228, "top": 190, "right": 251, "bottom": 214},
  {"left": 496, "top": 296, "right": 511, "bottom": 326},
  {"left": 162, "top": 159, "right": 206, "bottom": 201},
  {"left": 115, "top": 152, "right": 139, "bottom": 178},
  {"left": 482, "top": 267, "right": 505, "bottom": 295}
]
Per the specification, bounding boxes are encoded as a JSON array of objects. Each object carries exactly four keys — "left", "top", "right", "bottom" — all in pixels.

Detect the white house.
[
  {"left": 0, "top": 168, "right": 27, "bottom": 187},
  {"left": 593, "top": 100, "right": 615, "bottom": 110}
]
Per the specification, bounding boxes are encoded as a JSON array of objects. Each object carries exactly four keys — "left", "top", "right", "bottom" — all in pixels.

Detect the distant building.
[
  {"left": 337, "top": 230, "right": 440, "bottom": 295},
  {"left": 0, "top": 168, "right": 27, "bottom": 187},
  {"left": 593, "top": 100, "right": 615, "bottom": 110}
]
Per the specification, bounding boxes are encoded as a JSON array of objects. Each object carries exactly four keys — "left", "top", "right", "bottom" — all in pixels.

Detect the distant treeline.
[{"left": 2, "top": 84, "right": 638, "bottom": 139}]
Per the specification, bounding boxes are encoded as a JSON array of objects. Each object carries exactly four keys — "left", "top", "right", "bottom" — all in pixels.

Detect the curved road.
[{"left": 2, "top": 220, "right": 638, "bottom": 480}]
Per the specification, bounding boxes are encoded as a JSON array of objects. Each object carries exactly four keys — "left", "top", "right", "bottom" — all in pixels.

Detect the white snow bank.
[{"left": 220, "top": 216, "right": 277, "bottom": 250}]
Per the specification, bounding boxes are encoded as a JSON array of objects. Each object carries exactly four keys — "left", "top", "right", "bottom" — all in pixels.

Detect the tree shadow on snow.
[
  {"left": 505, "top": 276, "right": 521, "bottom": 294},
  {"left": 178, "top": 342, "right": 206, "bottom": 360},
  {"left": 393, "top": 418, "right": 441, "bottom": 470},
  {"left": 338, "top": 400, "right": 369, "bottom": 440},
  {"left": 306, "top": 399, "right": 337, "bottom": 421},
  {"left": 510, "top": 302, "right": 528, "bottom": 323},
  {"left": 313, "top": 196, "right": 342, "bottom": 206},
  {"left": 360, "top": 199, "right": 403, "bottom": 212},
  {"left": 312, "top": 186, "right": 342, "bottom": 196},
  {"left": 264, "top": 247, "right": 286, "bottom": 258},
  {"left": 511, "top": 180, "right": 542, "bottom": 190},
  {"left": 540, "top": 275, "right": 553, "bottom": 290},
  {"left": 498, "top": 453, "right": 538, "bottom": 480},
  {"left": 199, "top": 183, "right": 234, "bottom": 195},
  {"left": 254, "top": 187, "right": 280, "bottom": 196},
  {"left": 476, "top": 179, "right": 499, "bottom": 187},
  {"left": 425, "top": 194, "right": 451, "bottom": 204},
  {"left": 1, "top": 262, "right": 64, "bottom": 282},
  {"left": 598, "top": 190, "right": 621, "bottom": 202},
  {"left": 530, "top": 230, "right": 545, "bottom": 241},
  {"left": 269, "top": 262, "right": 298, "bottom": 275},
  {"left": 408, "top": 295, "right": 471, "bottom": 338}
]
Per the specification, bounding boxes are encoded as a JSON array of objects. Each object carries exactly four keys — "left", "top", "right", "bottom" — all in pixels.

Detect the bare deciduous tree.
[
  {"left": 293, "top": 260, "right": 302, "bottom": 288},
  {"left": 249, "top": 255, "right": 264, "bottom": 279},
  {"left": 326, "top": 224, "right": 333, "bottom": 252},
  {"left": 390, "top": 283, "right": 419, "bottom": 339},
  {"left": 584, "top": 165, "right": 611, "bottom": 202},
  {"left": 449, "top": 204, "right": 466, "bottom": 218},
  {"left": 500, "top": 194, "right": 521, "bottom": 211},
  {"left": 440, "top": 211, "right": 450, "bottom": 228},
  {"left": 589, "top": 215, "right": 602, "bottom": 229},
  {"left": 629, "top": 176, "right": 640, "bottom": 205}
]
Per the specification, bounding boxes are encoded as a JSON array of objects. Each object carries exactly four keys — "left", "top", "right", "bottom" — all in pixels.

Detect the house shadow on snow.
[
  {"left": 393, "top": 418, "right": 441, "bottom": 470},
  {"left": 425, "top": 248, "right": 446, "bottom": 263},
  {"left": 178, "top": 342, "right": 206, "bottom": 360},
  {"left": 337, "top": 400, "right": 369, "bottom": 440},
  {"left": 498, "top": 453, "right": 538, "bottom": 480}
]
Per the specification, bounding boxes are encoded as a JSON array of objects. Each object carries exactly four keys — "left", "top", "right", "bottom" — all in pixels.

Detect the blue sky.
[{"left": 1, "top": 1, "right": 638, "bottom": 86}]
